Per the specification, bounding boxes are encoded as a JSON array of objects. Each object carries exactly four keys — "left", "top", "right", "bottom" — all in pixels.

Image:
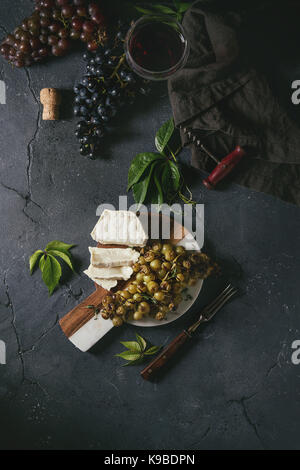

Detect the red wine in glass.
[{"left": 125, "top": 17, "right": 189, "bottom": 80}]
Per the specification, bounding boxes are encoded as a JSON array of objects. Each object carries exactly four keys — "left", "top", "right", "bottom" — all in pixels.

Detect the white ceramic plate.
[{"left": 128, "top": 232, "right": 203, "bottom": 327}]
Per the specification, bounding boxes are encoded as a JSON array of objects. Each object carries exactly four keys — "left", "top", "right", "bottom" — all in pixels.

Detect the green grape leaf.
[
  {"left": 39, "top": 254, "right": 46, "bottom": 271},
  {"left": 30, "top": 240, "right": 77, "bottom": 295},
  {"left": 45, "top": 240, "right": 75, "bottom": 253},
  {"left": 132, "top": 161, "right": 158, "bottom": 205},
  {"left": 47, "top": 250, "right": 74, "bottom": 272},
  {"left": 128, "top": 152, "right": 163, "bottom": 191},
  {"left": 151, "top": 5, "right": 177, "bottom": 16},
  {"left": 161, "top": 161, "right": 173, "bottom": 198},
  {"left": 115, "top": 351, "right": 142, "bottom": 361},
  {"left": 155, "top": 118, "right": 175, "bottom": 154},
  {"left": 134, "top": 6, "right": 155, "bottom": 15},
  {"left": 136, "top": 333, "right": 147, "bottom": 351},
  {"left": 120, "top": 341, "right": 142, "bottom": 352},
  {"left": 153, "top": 170, "right": 164, "bottom": 206},
  {"left": 39, "top": 254, "right": 62, "bottom": 296},
  {"left": 144, "top": 346, "right": 161, "bottom": 356},
  {"left": 115, "top": 333, "right": 161, "bottom": 366},
  {"left": 177, "top": 3, "right": 191, "bottom": 13},
  {"left": 29, "top": 250, "right": 43, "bottom": 274},
  {"left": 169, "top": 160, "right": 181, "bottom": 190}
]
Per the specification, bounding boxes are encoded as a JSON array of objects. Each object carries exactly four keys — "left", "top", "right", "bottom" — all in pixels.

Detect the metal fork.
[{"left": 141, "top": 284, "right": 238, "bottom": 381}]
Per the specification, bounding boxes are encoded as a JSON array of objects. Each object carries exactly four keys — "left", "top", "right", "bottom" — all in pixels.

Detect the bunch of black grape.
[
  {"left": 0, "top": 0, "right": 106, "bottom": 68},
  {"left": 74, "top": 28, "right": 151, "bottom": 159}
]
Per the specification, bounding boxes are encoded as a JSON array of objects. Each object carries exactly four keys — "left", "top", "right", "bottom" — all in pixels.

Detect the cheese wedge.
[
  {"left": 89, "top": 247, "right": 140, "bottom": 268},
  {"left": 91, "top": 210, "right": 148, "bottom": 246},
  {"left": 85, "top": 264, "right": 133, "bottom": 280},
  {"left": 83, "top": 270, "right": 118, "bottom": 291}
]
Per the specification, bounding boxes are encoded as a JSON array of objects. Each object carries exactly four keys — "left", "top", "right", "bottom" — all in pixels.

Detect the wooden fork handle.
[{"left": 141, "top": 330, "right": 192, "bottom": 381}]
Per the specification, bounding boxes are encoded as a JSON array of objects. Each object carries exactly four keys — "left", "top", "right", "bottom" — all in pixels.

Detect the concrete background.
[{"left": 0, "top": 0, "right": 300, "bottom": 450}]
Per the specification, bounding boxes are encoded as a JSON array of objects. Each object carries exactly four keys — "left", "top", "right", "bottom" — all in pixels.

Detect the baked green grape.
[{"left": 100, "top": 240, "right": 217, "bottom": 325}]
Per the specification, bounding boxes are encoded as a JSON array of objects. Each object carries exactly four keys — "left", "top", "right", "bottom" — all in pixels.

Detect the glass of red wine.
[{"left": 125, "top": 16, "right": 189, "bottom": 81}]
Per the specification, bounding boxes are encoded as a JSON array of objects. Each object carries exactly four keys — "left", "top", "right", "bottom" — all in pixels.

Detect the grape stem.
[
  {"left": 59, "top": 14, "right": 69, "bottom": 29},
  {"left": 110, "top": 54, "right": 126, "bottom": 79}
]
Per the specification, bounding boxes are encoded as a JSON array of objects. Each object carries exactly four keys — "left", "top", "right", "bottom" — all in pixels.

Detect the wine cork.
[{"left": 40, "top": 88, "right": 61, "bottom": 120}]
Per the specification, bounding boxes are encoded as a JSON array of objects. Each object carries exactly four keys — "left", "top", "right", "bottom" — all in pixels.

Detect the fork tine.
[
  {"left": 203, "top": 288, "right": 237, "bottom": 318},
  {"left": 187, "top": 284, "right": 238, "bottom": 334},
  {"left": 201, "top": 284, "right": 234, "bottom": 315},
  {"left": 187, "top": 285, "right": 237, "bottom": 334},
  {"left": 202, "top": 288, "right": 237, "bottom": 322}
]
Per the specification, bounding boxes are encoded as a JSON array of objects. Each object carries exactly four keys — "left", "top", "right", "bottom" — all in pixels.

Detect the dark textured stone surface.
[{"left": 0, "top": 0, "right": 300, "bottom": 451}]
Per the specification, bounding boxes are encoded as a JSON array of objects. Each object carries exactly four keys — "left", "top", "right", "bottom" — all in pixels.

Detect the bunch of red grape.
[{"left": 0, "top": 0, "right": 106, "bottom": 68}]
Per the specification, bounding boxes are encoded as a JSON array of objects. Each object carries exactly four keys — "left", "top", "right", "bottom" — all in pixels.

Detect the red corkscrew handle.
[{"left": 203, "top": 146, "right": 245, "bottom": 189}]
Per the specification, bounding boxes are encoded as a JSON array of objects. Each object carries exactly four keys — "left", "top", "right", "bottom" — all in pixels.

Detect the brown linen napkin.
[{"left": 168, "top": 0, "right": 300, "bottom": 205}]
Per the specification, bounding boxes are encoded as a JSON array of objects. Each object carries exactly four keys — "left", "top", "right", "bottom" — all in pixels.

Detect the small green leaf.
[
  {"left": 40, "top": 254, "right": 62, "bottom": 296},
  {"left": 47, "top": 254, "right": 62, "bottom": 294},
  {"left": 39, "top": 254, "right": 47, "bottom": 271},
  {"left": 136, "top": 333, "right": 147, "bottom": 351},
  {"left": 115, "top": 351, "right": 142, "bottom": 361},
  {"left": 30, "top": 240, "right": 77, "bottom": 295},
  {"left": 29, "top": 250, "right": 43, "bottom": 274},
  {"left": 153, "top": 170, "right": 164, "bottom": 206},
  {"left": 177, "top": 3, "right": 191, "bottom": 13},
  {"left": 161, "top": 161, "right": 174, "bottom": 199},
  {"left": 47, "top": 249, "right": 74, "bottom": 272},
  {"left": 169, "top": 161, "right": 181, "bottom": 191},
  {"left": 45, "top": 240, "right": 75, "bottom": 253},
  {"left": 161, "top": 161, "right": 171, "bottom": 184},
  {"left": 120, "top": 341, "right": 142, "bottom": 352},
  {"left": 145, "top": 346, "right": 161, "bottom": 356},
  {"left": 155, "top": 118, "right": 175, "bottom": 154},
  {"left": 147, "top": 162, "right": 164, "bottom": 204},
  {"left": 151, "top": 5, "right": 177, "bottom": 15},
  {"left": 115, "top": 334, "right": 161, "bottom": 366},
  {"left": 134, "top": 6, "right": 154, "bottom": 15},
  {"left": 128, "top": 152, "right": 163, "bottom": 191},
  {"left": 132, "top": 161, "right": 157, "bottom": 205}
]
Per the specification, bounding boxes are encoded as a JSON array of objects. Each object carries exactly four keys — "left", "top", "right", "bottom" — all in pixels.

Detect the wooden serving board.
[
  {"left": 59, "top": 243, "right": 123, "bottom": 351},
  {"left": 59, "top": 214, "right": 187, "bottom": 352}
]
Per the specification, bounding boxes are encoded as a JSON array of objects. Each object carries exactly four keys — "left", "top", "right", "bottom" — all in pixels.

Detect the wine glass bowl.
[{"left": 125, "top": 15, "right": 190, "bottom": 81}]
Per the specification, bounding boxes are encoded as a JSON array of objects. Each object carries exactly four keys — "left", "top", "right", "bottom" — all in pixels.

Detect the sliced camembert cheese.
[
  {"left": 85, "top": 264, "right": 133, "bottom": 280},
  {"left": 91, "top": 210, "right": 148, "bottom": 247},
  {"left": 83, "top": 269, "right": 118, "bottom": 291},
  {"left": 88, "top": 247, "right": 140, "bottom": 268}
]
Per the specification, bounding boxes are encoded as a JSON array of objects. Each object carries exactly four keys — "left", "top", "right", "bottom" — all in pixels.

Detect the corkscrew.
[{"left": 180, "top": 126, "right": 246, "bottom": 189}]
